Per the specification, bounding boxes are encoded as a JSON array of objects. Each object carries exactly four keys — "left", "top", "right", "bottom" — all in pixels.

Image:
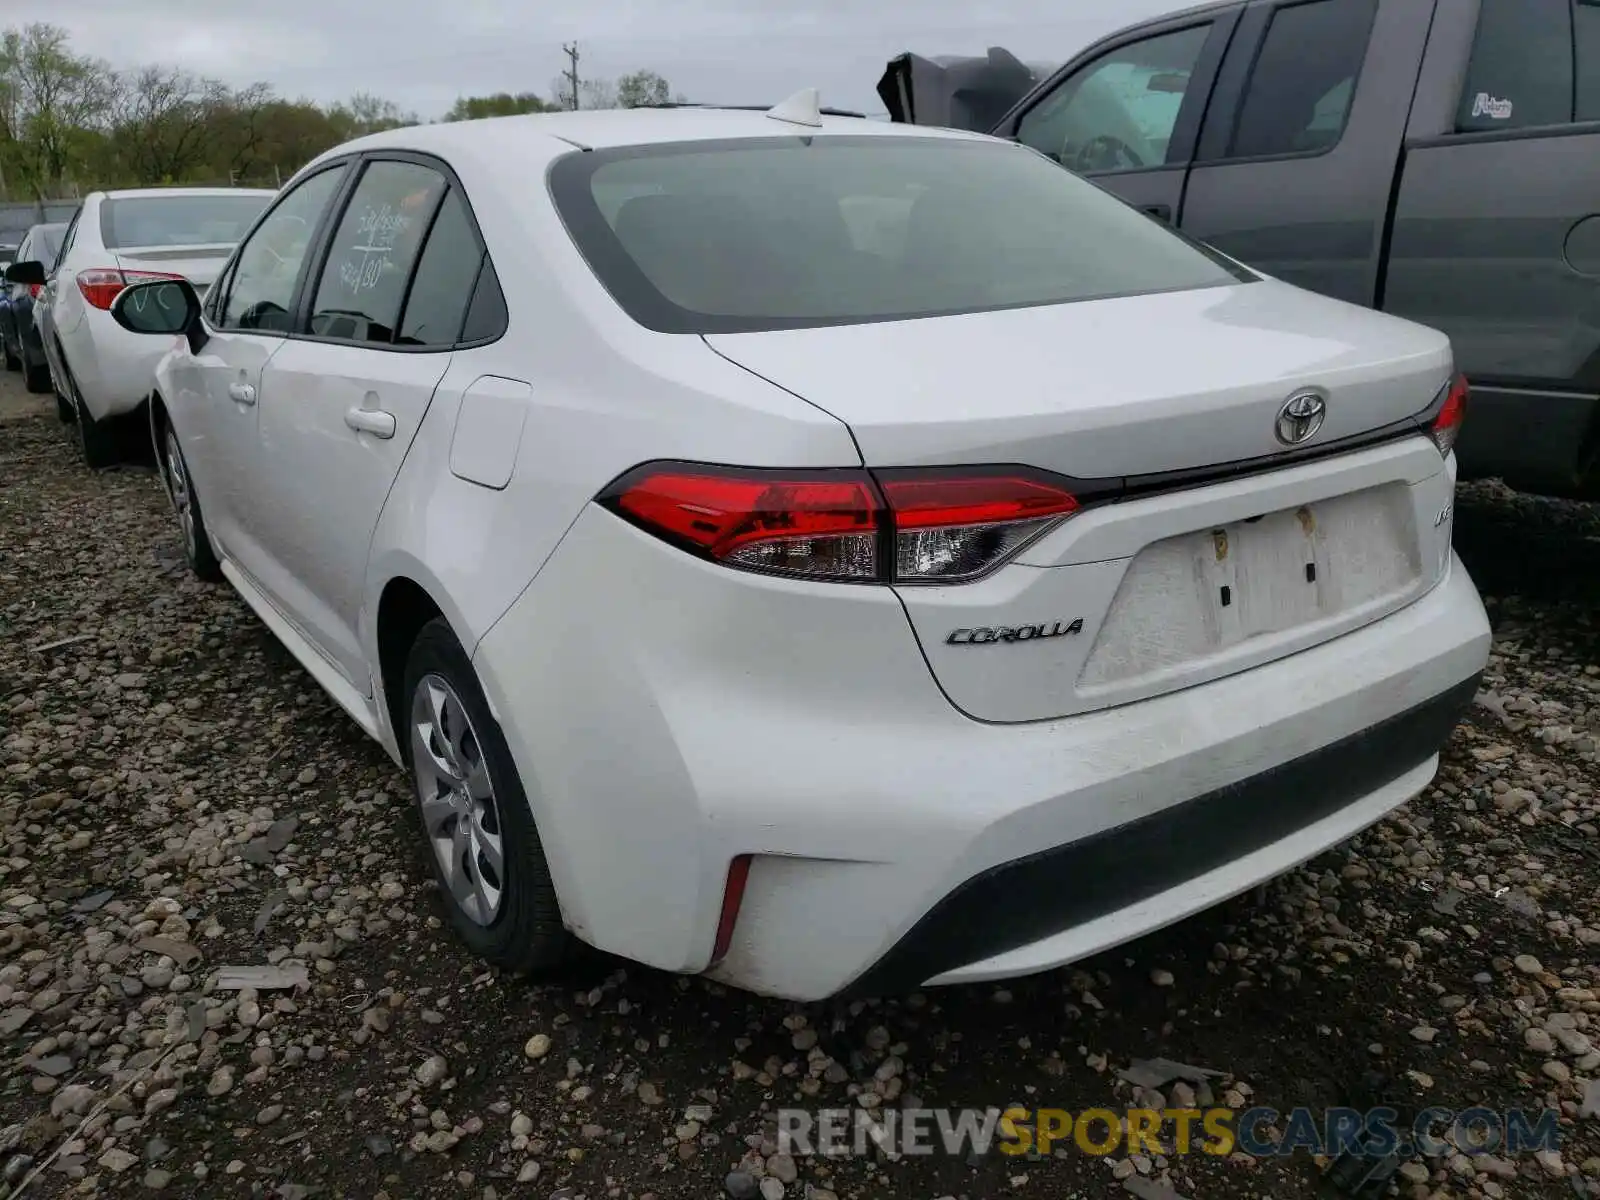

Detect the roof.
[
  {"left": 332, "top": 103, "right": 997, "bottom": 160},
  {"left": 102, "top": 186, "right": 277, "bottom": 200}
]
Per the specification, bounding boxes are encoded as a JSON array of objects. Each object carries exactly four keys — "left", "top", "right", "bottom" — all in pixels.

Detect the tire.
[
  {"left": 402, "top": 618, "right": 570, "bottom": 974},
  {"left": 64, "top": 369, "right": 119, "bottom": 470},
  {"left": 55, "top": 393, "right": 74, "bottom": 423},
  {"left": 24, "top": 352, "right": 52, "bottom": 395},
  {"left": 160, "top": 423, "right": 222, "bottom": 582}
]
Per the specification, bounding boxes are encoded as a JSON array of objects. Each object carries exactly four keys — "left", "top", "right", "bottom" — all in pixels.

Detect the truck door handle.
[
  {"left": 227, "top": 382, "right": 256, "bottom": 404},
  {"left": 344, "top": 407, "right": 396, "bottom": 439},
  {"left": 1140, "top": 204, "right": 1173, "bottom": 223}
]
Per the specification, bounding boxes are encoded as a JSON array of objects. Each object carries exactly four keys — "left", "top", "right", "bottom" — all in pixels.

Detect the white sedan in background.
[
  {"left": 6, "top": 186, "right": 274, "bottom": 467},
  {"left": 108, "top": 95, "right": 1490, "bottom": 1001}
]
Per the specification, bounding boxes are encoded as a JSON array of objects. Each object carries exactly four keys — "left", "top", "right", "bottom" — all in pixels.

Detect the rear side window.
[
  {"left": 99, "top": 194, "right": 272, "bottom": 250},
  {"left": 395, "top": 189, "right": 485, "bottom": 346},
  {"left": 1227, "top": 0, "right": 1377, "bottom": 159},
  {"left": 308, "top": 160, "right": 447, "bottom": 344},
  {"left": 549, "top": 136, "right": 1253, "bottom": 335},
  {"left": 459, "top": 262, "right": 509, "bottom": 342},
  {"left": 1458, "top": 0, "right": 1574, "bottom": 131},
  {"left": 1578, "top": 1, "right": 1600, "bottom": 122}
]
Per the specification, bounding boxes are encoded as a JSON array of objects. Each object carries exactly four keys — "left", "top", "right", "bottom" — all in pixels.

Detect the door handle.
[
  {"left": 344, "top": 407, "right": 396, "bottom": 439},
  {"left": 1140, "top": 204, "right": 1173, "bottom": 223},
  {"left": 228, "top": 382, "right": 256, "bottom": 404}
]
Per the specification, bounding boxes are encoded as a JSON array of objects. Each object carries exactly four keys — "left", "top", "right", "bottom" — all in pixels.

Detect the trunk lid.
[
  {"left": 113, "top": 244, "right": 236, "bottom": 295},
  {"left": 704, "top": 279, "right": 1452, "bottom": 480},
  {"left": 706, "top": 279, "right": 1457, "bottom": 724}
]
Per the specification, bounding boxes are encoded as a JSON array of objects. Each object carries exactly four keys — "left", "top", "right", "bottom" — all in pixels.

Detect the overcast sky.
[{"left": 12, "top": 0, "right": 1185, "bottom": 119}]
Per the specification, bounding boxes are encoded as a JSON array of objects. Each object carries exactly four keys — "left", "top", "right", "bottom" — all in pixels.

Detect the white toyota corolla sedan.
[{"left": 108, "top": 94, "right": 1491, "bottom": 1001}]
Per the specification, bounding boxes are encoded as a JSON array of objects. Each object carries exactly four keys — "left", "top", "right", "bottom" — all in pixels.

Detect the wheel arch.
[{"left": 374, "top": 574, "right": 450, "bottom": 767}]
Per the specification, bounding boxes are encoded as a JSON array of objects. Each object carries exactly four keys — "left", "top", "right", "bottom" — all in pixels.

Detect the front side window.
[
  {"left": 1458, "top": 0, "right": 1574, "bottom": 131},
  {"left": 1016, "top": 25, "right": 1212, "bottom": 174},
  {"left": 1228, "top": 0, "right": 1376, "bottom": 159},
  {"left": 307, "top": 160, "right": 447, "bottom": 344},
  {"left": 99, "top": 193, "right": 272, "bottom": 250},
  {"left": 550, "top": 136, "right": 1253, "bottom": 335},
  {"left": 220, "top": 166, "right": 347, "bottom": 333}
]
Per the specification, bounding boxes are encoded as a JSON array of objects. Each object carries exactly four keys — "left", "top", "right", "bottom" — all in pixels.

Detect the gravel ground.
[{"left": 1, "top": 373, "right": 1597, "bottom": 1200}]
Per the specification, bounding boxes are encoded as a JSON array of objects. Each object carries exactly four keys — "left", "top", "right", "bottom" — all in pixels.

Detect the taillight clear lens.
[
  {"left": 880, "top": 473, "right": 1079, "bottom": 583},
  {"left": 602, "top": 464, "right": 1080, "bottom": 584},
  {"left": 1431, "top": 374, "right": 1468, "bottom": 457},
  {"left": 76, "top": 268, "right": 185, "bottom": 311}
]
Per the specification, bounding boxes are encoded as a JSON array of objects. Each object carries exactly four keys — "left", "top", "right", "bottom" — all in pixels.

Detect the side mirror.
[
  {"left": 109, "top": 278, "right": 209, "bottom": 354},
  {"left": 4, "top": 260, "right": 46, "bottom": 286}
]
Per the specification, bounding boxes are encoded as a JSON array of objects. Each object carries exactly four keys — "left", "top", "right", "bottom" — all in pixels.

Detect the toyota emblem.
[{"left": 1275, "top": 390, "right": 1327, "bottom": 446}]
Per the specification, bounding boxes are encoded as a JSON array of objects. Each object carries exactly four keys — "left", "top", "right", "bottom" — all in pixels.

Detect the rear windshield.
[
  {"left": 100, "top": 194, "right": 272, "bottom": 250},
  {"left": 34, "top": 227, "right": 64, "bottom": 266},
  {"left": 548, "top": 135, "right": 1253, "bottom": 334}
]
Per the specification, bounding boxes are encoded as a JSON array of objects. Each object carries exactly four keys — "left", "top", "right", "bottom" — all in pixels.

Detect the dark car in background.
[
  {"left": 0, "top": 222, "right": 68, "bottom": 394},
  {"left": 881, "top": 0, "right": 1600, "bottom": 499}
]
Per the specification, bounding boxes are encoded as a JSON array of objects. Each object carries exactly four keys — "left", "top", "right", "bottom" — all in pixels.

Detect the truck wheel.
[{"left": 402, "top": 618, "right": 571, "bottom": 975}]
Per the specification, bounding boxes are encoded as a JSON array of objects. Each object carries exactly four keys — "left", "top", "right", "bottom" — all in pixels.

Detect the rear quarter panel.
[{"left": 361, "top": 134, "right": 861, "bottom": 672}]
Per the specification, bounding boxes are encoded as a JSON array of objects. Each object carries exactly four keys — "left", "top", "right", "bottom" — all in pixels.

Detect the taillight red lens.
[
  {"left": 1431, "top": 374, "right": 1468, "bottom": 457},
  {"left": 603, "top": 463, "right": 1080, "bottom": 584},
  {"left": 610, "top": 467, "right": 882, "bottom": 580},
  {"left": 27, "top": 283, "right": 42, "bottom": 300},
  {"left": 76, "top": 268, "right": 185, "bottom": 311}
]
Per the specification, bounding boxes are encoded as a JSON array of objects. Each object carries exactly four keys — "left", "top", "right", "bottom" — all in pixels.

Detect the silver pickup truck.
[{"left": 882, "top": 0, "right": 1600, "bottom": 499}]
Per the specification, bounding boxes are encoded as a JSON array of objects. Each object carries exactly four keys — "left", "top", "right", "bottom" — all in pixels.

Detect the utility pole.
[{"left": 562, "top": 42, "right": 581, "bottom": 110}]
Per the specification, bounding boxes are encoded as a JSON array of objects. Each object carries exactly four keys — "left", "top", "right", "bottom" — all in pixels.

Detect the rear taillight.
[
  {"left": 27, "top": 283, "right": 42, "bottom": 300},
  {"left": 1431, "top": 374, "right": 1468, "bottom": 457},
  {"left": 601, "top": 463, "right": 1079, "bottom": 584},
  {"left": 878, "top": 471, "right": 1080, "bottom": 583},
  {"left": 76, "top": 268, "right": 184, "bottom": 311}
]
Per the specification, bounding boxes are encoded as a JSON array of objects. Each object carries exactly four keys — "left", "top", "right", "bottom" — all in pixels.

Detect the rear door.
[
  {"left": 1384, "top": 0, "right": 1600, "bottom": 495},
  {"left": 242, "top": 153, "right": 487, "bottom": 689},
  {"left": 990, "top": 9, "right": 1241, "bottom": 224},
  {"left": 1178, "top": 0, "right": 1433, "bottom": 306}
]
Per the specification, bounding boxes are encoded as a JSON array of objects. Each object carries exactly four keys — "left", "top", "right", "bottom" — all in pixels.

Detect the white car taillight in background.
[{"left": 76, "top": 267, "right": 186, "bottom": 311}]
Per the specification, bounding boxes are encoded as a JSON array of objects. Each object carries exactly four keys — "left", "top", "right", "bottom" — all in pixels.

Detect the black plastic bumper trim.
[{"left": 840, "top": 672, "right": 1482, "bottom": 998}]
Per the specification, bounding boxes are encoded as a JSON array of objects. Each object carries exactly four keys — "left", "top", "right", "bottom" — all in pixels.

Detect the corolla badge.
[
  {"left": 946, "top": 619, "right": 1084, "bottom": 646},
  {"left": 1275, "top": 390, "right": 1327, "bottom": 446}
]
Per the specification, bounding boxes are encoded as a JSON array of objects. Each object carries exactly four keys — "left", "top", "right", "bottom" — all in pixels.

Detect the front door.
[
  {"left": 994, "top": 10, "right": 1240, "bottom": 225},
  {"left": 174, "top": 163, "right": 353, "bottom": 563},
  {"left": 1176, "top": 0, "right": 1434, "bottom": 306}
]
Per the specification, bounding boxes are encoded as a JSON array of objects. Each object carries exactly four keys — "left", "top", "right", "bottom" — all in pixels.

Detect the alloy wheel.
[
  {"left": 164, "top": 430, "right": 196, "bottom": 560},
  {"left": 410, "top": 673, "right": 506, "bottom": 926}
]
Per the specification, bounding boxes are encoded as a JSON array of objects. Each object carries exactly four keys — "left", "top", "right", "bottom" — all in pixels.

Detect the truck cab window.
[
  {"left": 1577, "top": 0, "right": 1600, "bottom": 122},
  {"left": 1458, "top": 0, "right": 1575, "bottom": 131},
  {"left": 1228, "top": 0, "right": 1377, "bottom": 159},
  {"left": 1015, "top": 25, "right": 1211, "bottom": 175}
]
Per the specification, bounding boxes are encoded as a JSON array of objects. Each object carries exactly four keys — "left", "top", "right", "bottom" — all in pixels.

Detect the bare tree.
[{"left": 109, "top": 66, "right": 230, "bottom": 185}]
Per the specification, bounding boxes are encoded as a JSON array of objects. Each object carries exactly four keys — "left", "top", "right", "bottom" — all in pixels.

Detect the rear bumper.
[
  {"left": 844, "top": 671, "right": 1478, "bottom": 996},
  {"left": 1455, "top": 384, "right": 1599, "bottom": 497},
  {"left": 61, "top": 314, "right": 166, "bottom": 421},
  {"left": 473, "top": 503, "right": 1491, "bottom": 1001}
]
